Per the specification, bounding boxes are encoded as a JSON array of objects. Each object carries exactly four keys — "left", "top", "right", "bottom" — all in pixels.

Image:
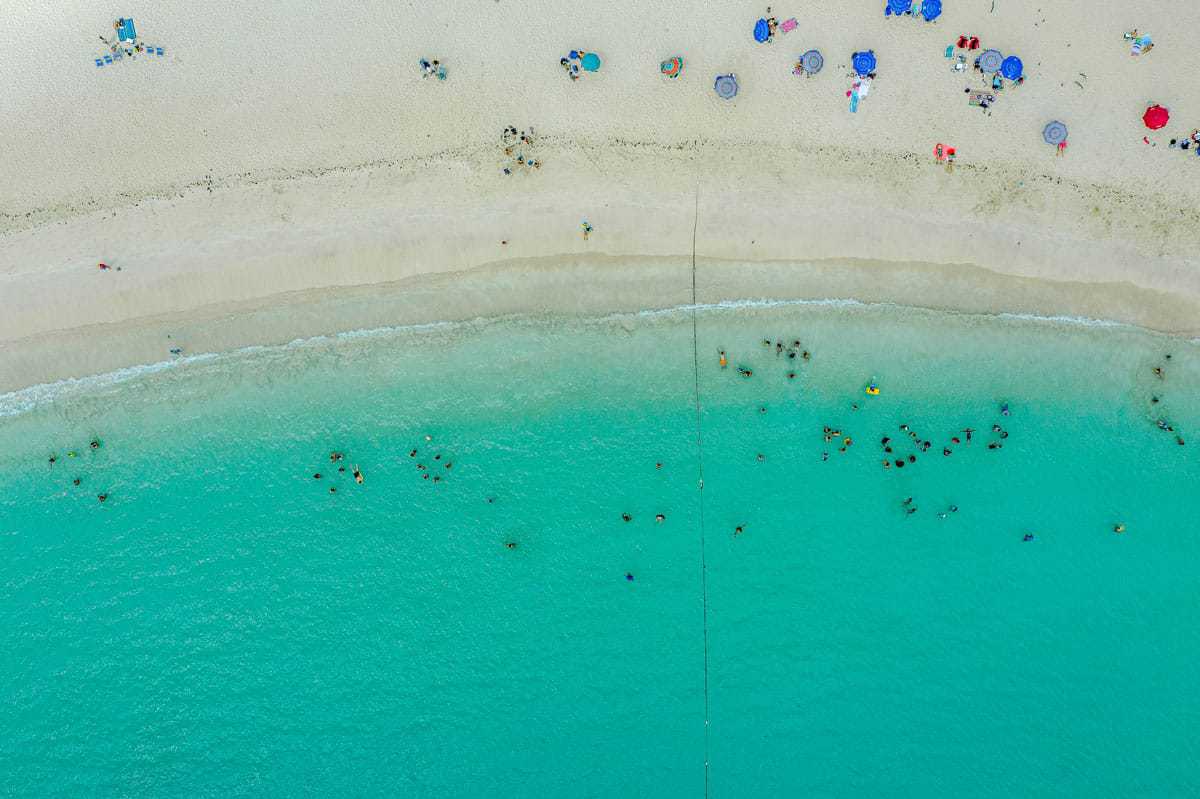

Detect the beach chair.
[
  {"left": 95, "top": 57, "right": 104, "bottom": 67},
  {"left": 104, "top": 54, "right": 113, "bottom": 64},
  {"left": 117, "top": 18, "right": 136, "bottom": 42}
]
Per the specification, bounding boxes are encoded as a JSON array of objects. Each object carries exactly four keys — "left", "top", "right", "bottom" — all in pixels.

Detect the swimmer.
[
  {"left": 73, "top": 477, "right": 81, "bottom": 486},
  {"left": 90, "top": 439, "right": 100, "bottom": 449},
  {"left": 1177, "top": 436, "right": 1186, "bottom": 446},
  {"left": 885, "top": 446, "right": 893, "bottom": 453},
  {"left": 1000, "top": 431, "right": 1009, "bottom": 439},
  {"left": 338, "top": 466, "right": 346, "bottom": 473},
  {"left": 951, "top": 437, "right": 960, "bottom": 444},
  {"left": 882, "top": 459, "right": 890, "bottom": 468},
  {"left": 881, "top": 436, "right": 891, "bottom": 446},
  {"left": 759, "top": 406, "right": 767, "bottom": 414},
  {"left": 719, "top": 350, "right": 728, "bottom": 368},
  {"left": 1022, "top": 533, "right": 1034, "bottom": 542},
  {"left": 97, "top": 493, "right": 108, "bottom": 502},
  {"left": 432, "top": 475, "right": 441, "bottom": 483},
  {"left": 626, "top": 572, "right": 635, "bottom": 581},
  {"left": 962, "top": 428, "right": 975, "bottom": 442},
  {"left": 417, "top": 463, "right": 426, "bottom": 470},
  {"left": 907, "top": 454, "right": 916, "bottom": 463},
  {"left": 938, "top": 512, "right": 947, "bottom": 519},
  {"left": 1151, "top": 396, "right": 1159, "bottom": 405},
  {"left": 353, "top": 466, "right": 363, "bottom": 484},
  {"left": 902, "top": 497, "right": 913, "bottom": 506},
  {"left": 762, "top": 339, "right": 772, "bottom": 347},
  {"left": 737, "top": 367, "right": 753, "bottom": 378},
  {"left": 487, "top": 497, "right": 496, "bottom": 504},
  {"left": 802, "top": 351, "right": 810, "bottom": 361},
  {"left": 329, "top": 486, "right": 337, "bottom": 493},
  {"left": 734, "top": 525, "right": 744, "bottom": 536},
  {"left": 823, "top": 452, "right": 829, "bottom": 461},
  {"left": 445, "top": 462, "right": 453, "bottom": 469},
  {"left": 787, "top": 372, "right": 796, "bottom": 379},
  {"left": 313, "top": 473, "right": 322, "bottom": 479},
  {"left": 950, "top": 505, "right": 958, "bottom": 513},
  {"left": 987, "top": 442, "right": 1001, "bottom": 450},
  {"left": 656, "top": 462, "right": 663, "bottom": 469},
  {"left": 422, "top": 474, "right": 429, "bottom": 480},
  {"left": 756, "top": 453, "right": 765, "bottom": 462},
  {"left": 776, "top": 342, "right": 783, "bottom": 356},
  {"left": 434, "top": 454, "right": 441, "bottom": 460},
  {"left": 656, "top": 514, "right": 666, "bottom": 523},
  {"left": 1153, "top": 367, "right": 1164, "bottom": 379},
  {"left": 906, "top": 507, "right": 918, "bottom": 515},
  {"left": 1000, "top": 402, "right": 1010, "bottom": 416},
  {"left": 900, "top": 424, "right": 910, "bottom": 432},
  {"left": 843, "top": 437, "right": 852, "bottom": 447},
  {"left": 992, "top": 424, "right": 1002, "bottom": 433},
  {"left": 425, "top": 435, "right": 432, "bottom": 442},
  {"left": 1156, "top": 419, "right": 1169, "bottom": 431},
  {"left": 68, "top": 451, "right": 77, "bottom": 458},
  {"left": 409, "top": 449, "right": 417, "bottom": 457},
  {"left": 1114, "top": 523, "right": 1126, "bottom": 534},
  {"left": 505, "top": 541, "right": 518, "bottom": 549},
  {"left": 330, "top": 452, "right": 343, "bottom": 463},
  {"left": 895, "top": 459, "right": 904, "bottom": 468},
  {"left": 788, "top": 351, "right": 796, "bottom": 360},
  {"left": 943, "top": 448, "right": 952, "bottom": 456},
  {"left": 622, "top": 513, "right": 632, "bottom": 522},
  {"left": 48, "top": 455, "right": 57, "bottom": 465}
]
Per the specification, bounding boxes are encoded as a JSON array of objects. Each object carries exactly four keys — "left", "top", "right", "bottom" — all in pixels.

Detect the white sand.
[{"left": 2, "top": 0, "right": 1199, "bottom": 392}]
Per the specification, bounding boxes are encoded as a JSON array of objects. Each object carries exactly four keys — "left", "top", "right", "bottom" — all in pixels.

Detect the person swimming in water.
[
  {"left": 656, "top": 514, "right": 666, "bottom": 522},
  {"left": 737, "top": 367, "right": 753, "bottom": 378},
  {"left": 719, "top": 350, "right": 728, "bottom": 368},
  {"left": 1023, "top": 533, "right": 1034, "bottom": 542},
  {"left": 1114, "top": 523, "right": 1126, "bottom": 534},
  {"left": 1000, "top": 402, "right": 1010, "bottom": 416},
  {"left": 353, "top": 466, "right": 364, "bottom": 484},
  {"left": 734, "top": 525, "right": 744, "bottom": 536},
  {"left": 626, "top": 572, "right": 635, "bottom": 581},
  {"left": 73, "top": 477, "right": 81, "bottom": 486},
  {"left": 622, "top": 513, "right": 632, "bottom": 522},
  {"left": 1153, "top": 366, "right": 1164, "bottom": 379},
  {"left": 330, "top": 452, "right": 344, "bottom": 463},
  {"left": 97, "top": 493, "right": 108, "bottom": 503},
  {"left": 505, "top": 541, "right": 518, "bottom": 549},
  {"left": 90, "top": 439, "right": 101, "bottom": 449}
]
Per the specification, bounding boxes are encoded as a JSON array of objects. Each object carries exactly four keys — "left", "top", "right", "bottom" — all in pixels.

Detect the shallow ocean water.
[{"left": 1, "top": 302, "right": 1198, "bottom": 797}]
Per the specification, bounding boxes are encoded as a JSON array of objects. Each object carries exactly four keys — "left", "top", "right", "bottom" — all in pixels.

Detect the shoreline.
[{"left": 4, "top": 265, "right": 1197, "bottom": 417}]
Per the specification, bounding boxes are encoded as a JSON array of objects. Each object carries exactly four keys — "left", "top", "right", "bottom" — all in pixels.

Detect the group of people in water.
[
  {"left": 1150, "top": 356, "right": 1186, "bottom": 446},
  {"left": 47, "top": 438, "right": 106, "bottom": 502}
]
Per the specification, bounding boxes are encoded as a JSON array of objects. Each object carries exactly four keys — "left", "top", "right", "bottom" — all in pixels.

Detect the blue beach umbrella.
[
  {"left": 800, "top": 49, "right": 824, "bottom": 75},
  {"left": 886, "top": 0, "right": 913, "bottom": 15},
  {"left": 714, "top": 73, "right": 738, "bottom": 99},
  {"left": 1000, "top": 55, "right": 1023, "bottom": 80},
  {"left": 852, "top": 50, "right": 876, "bottom": 76},
  {"left": 1042, "top": 121, "right": 1068, "bottom": 146},
  {"left": 977, "top": 48, "right": 1003, "bottom": 73},
  {"left": 581, "top": 52, "right": 601, "bottom": 71},
  {"left": 754, "top": 18, "right": 770, "bottom": 43},
  {"left": 921, "top": 0, "right": 942, "bottom": 21}
]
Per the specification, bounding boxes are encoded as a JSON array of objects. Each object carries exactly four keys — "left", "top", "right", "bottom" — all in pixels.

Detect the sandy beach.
[{"left": 3, "top": 0, "right": 1199, "bottom": 393}]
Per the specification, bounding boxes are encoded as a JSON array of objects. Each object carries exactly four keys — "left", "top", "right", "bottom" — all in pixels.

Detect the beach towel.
[
  {"left": 780, "top": 18, "right": 797, "bottom": 33},
  {"left": 855, "top": 78, "right": 872, "bottom": 99},
  {"left": 1131, "top": 35, "right": 1151, "bottom": 55}
]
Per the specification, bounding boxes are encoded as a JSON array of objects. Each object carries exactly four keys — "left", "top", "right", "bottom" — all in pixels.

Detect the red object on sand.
[
  {"left": 98, "top": 262, "right": 109, "bottom": 270},
  {"left": 1143, "top": 104, "right": 1169, "bottom": 130}
]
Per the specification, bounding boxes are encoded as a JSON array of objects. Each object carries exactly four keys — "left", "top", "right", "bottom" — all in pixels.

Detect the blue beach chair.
[
  {"left": 117, "top": 18, "right": 136, "bottom": 42},
  {"left": 95, "top": 57, "right": 104, "bottom": 67},
  {"left": 104, "top": 54, "right": 113, "bottom": 64},
  {"left": 156, "top": 47, "right": 164, "bottom": 56}
]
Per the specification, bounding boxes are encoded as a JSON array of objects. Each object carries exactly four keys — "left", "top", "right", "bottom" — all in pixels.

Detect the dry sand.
[{"left": 2, "top": 0, "right": 1199, "bottom": 393}]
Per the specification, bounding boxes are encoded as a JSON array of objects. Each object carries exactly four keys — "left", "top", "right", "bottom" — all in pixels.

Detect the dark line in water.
[{"left": 689, "top": 185, "right": 711, "bottom": 798}]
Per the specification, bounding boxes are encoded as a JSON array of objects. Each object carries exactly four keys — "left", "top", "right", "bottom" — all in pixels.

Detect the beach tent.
[
  {"left": 1042, "top": 121, "right": 1068, "bottom": 146},
  {"left": 581, "top": 52, "right": 601, "bottom": 71},
  {"left": 852, "top": 50, "right": 876, "bottom": 76},
  {"left": 886, "top": 0, "right": 912, "bottom": 15},
  {"left": 1142, "top": 104, "right": 1169, "bottom": 130},
  {"left": 754, "top": 18, "right": 770, "bottom": 43},
  {"left": 921, "top": 0, "right": 942, "bottom": 21},
  {"left": 660, "top": 56, "right": 683, "bottom": 78},
  {"left": 800, "top": 49, "right": 824, "bottom": 75},
  {"left": 714, "top": 73, "right": 738, "bottom": 99},
  {"left": 116, "top": 17, "right": 136, "bottom": 42},
  {"left": 977, "top": 49, "right": 1003, "bottom": 73},
  {"left": 1000, "top": 55, "right": 1023, "bottom": 80}
]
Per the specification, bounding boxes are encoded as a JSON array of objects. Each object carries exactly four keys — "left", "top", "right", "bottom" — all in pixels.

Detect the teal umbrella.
[{"left": 581, "top": 52, "right": 601, "bottom": 71}]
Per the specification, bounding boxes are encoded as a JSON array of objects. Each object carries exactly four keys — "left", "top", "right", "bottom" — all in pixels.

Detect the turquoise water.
[{"left": 2, "top": 302, "right": 1199, "bottom": 797}]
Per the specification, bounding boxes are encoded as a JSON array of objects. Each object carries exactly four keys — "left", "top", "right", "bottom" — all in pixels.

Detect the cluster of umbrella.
[
  {"left": 1143, "top": 104, "right": 1169, "bottom": 130},
  {"left": 976, "top": 48, "right": 1023, "bottom": 80},
  {"left": 884, "top": 0, "right": 943, "bottom": 21},
  {"left": 660, "top": 56, "right": 683, "bottom": 79}
]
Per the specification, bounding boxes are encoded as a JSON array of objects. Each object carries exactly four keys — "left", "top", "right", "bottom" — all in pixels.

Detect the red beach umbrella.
[{"left": 1142, "top": 104, "right": 1169, "bottom": 130}]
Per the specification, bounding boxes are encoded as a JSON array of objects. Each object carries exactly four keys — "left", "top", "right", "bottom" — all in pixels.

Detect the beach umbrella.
[
  {"left": 1000, "top": 55, "right": 1023, "bottom": 80},
  {"left": 977, "top": 49, "right": 1003, "bottom": 73},
  {"left": 754, "top": 18, "right": 770, "bottom": 43},
  {"left": 1042, "top": 121, "right": 1068, "bottom": 146},
  {"left": 886, "top": 0, "right": 912, "bottom": 15},
  {"left": 714, "top": 73, "right": 738, "bottom": 99},
  {"left": 660, "top": 56, "right": 683, "bottom": 78},
  {"left": 852, "top": 50, "right": 876, "bottom": 76},
  {"left": 800, "top": 49, "right": 824, "bottom": 75},
  {"left": 1142, "top": 104, "right": 1169, "bottom": 130},
  {"left": 581, "top": 52, "right": 601, "bottom": 72},
  {"left": 921, "top": 0, "right": 942, "bottom": 21}
]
